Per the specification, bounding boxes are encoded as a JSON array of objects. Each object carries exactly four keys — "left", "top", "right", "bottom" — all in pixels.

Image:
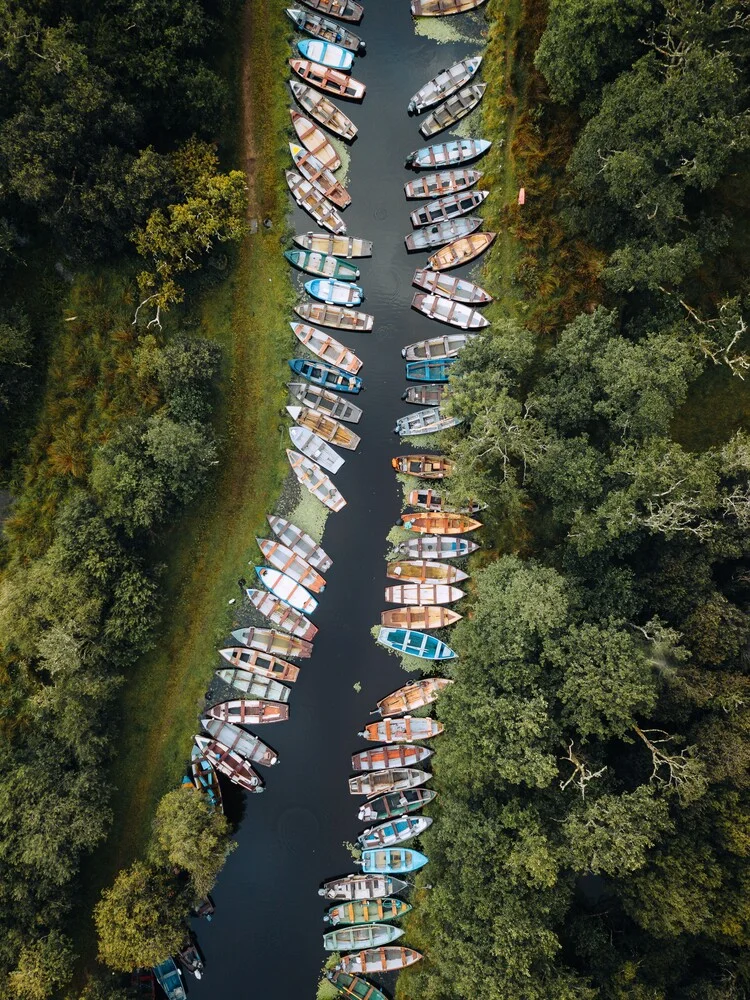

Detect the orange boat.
[
  {"left": 386, "top": 560, "right": 468, "bottom": 583},
  {"left": 427, "top": 232, "right": 496, "bottom": 271},
  {"left": 381, "top": 605, "right": 462, "bottom": 630},
  {"left": 205, "top": 699, "right": 289, "bottom": 725},
  {"left": 289, "top": 59, "right": 366, "bottom": 101},
  {"left": 402, "top": 512, "right": 482, "bottom": 534},
  {"left": 391, "top": 454, "right": 454, "bottom": 479},
  {"left": 376, "top": 678, "right": 454, "bottom": 718},
  {"left": 352, "top": 744, "right": 433, "bottom": 770},
  {"left": 218, "top": 647, "right": 300, "bottom": 682},
  {"left": 412, "top": 0, "right": 487, "bottom": 13}
]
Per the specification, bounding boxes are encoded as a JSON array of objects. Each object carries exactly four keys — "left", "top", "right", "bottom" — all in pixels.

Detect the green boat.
[
  {"left": 358, "top": 788, "right": 437, "bottom": 822},
  {"left": 325, "top": 896, "right": 412, "bottom": 926},
  {"left": 327, "top": 969, "right": 388, "bottom": 1000},
  {"left": 284, "top": 249, "right": 360, "bottom": 281},
  {"left": 323, "top": 923, "right": 403, "bottom": 952}
]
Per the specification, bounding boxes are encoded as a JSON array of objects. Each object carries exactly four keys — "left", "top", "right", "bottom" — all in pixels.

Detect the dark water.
[{"left": 191, "top": 6, "right": 482, "bottom": 995}]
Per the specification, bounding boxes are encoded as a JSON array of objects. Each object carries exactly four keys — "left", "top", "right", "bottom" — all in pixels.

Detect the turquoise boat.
[
  {"left": 306, "top": 278, "right": 364, "bottom": 306},
  {"left": 288, "top": 358, "right": 363, "bottom": 394},
  {"left": 358, "top": 816, "right": 432, "bottom": 850},
  {"left": 359, "top": 848, "right": 428, "bottom": 874},
  {"left": 327, "top": 970, "right": 388, "bottom": 1000},
  {"left": 284, "top": 249, "right": 360, "bottom": 281},
  {"left": 297, "top": 37, "right": 354, "bottom": 71},
  {"left": 153, "top": 959, "right": 186, "bottom": 1000},
  {"left": 405, "top": 138, "right": 491, "bottom": 171},
  {"left": 377, "top": 627, "right": 457, "bottom": 660},
  {"left": 405, "top": 359, "right": 455, "bottom": 382},
  {"left": 189, "top": 745, "right": 222, "bottom": 811},
  {"left": 324, "top": 923, "right": 403, "bottom": 952}
]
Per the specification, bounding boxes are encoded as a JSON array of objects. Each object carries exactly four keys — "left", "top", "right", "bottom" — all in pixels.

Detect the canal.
[{"left": 192, "top": 3, "right": 484, "bottom": 995}]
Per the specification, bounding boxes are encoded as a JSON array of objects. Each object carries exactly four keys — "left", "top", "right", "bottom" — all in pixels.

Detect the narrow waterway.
[{"left": 191, "top": 4, "right": 483, "bottom": 995}]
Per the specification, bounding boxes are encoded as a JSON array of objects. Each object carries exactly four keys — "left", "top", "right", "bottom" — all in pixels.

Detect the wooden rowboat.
[
  {"left": 287, "top": 404, "right": 361, "bottom": 449},
  {"left": 407, "top": 488, "right": 484, "bottom": 513},
  {"left": 381, "top": 605, "right": 462, "bottom": 629},
  {"left": 395, "top": 406, "right": 463, "bottom": 437},
  {"left": 391, "top": 454, "right": 453, "bottom": 478},
  {"left": 285, "top": 249, "right": 359, "bottom": 281},
  {"left": 324, "top": 924, "right": 403, "bottom": 952},
  {"left": 289, "top": 357, "right": 363, "bottom": 393},
  {"left": 154, "top": 959, "right": 186, "bottom": 1000},
  {"left": 413, "top": 292, "right": 489, "bottom": 330},
  {"left": 194, "top": 735, "right": 264, "bottom": 794},
  {"left": 348, "top": 768, "right": 432, "bottom": 796},
  {"left": 402, "top": 332, "right": 476, "bottom": 360},
  {"left": 287, "top": 448, "right": 347, "bottom": 512},
  {"left": 201, "top": 717, "right": 278, "bottom": 767},
  {"left": 289, "top": 59, "right": 366, "bottom": 101},
  {"left": 295, "top": 301, "right": 374, "bottom": 332},
  {"left": 412, "top": 0, "right": 487, "bottom": 12},
  {"left": 408, "top": 57, "right": 482, "bottom": 114},
  {"left": 402, "top": 385, "right": 448, "bottom": 406},
  {"left": 404, "top": 169, "right": 483, "bottom": 200},
  {"left": 358, "top": 849, "right": 428, "bottom": 874},
  {"left": 394, "top": 535, "right": 478, "bottom": 559},
  {"left": 384, "top": 583, "right": 465, "bottom": 605},
  {"left": 215, "top": 668, "right": 293, "bottom": 702},
  {"left": 294, "top": 232, "right": 373, "bottom": 258},
  {"left": 286, "top": 9, "right": 366, "bottom": 53},
  {"left": 359, "top": 789, "right": 436, "bottom": 821},
  {"left": 337, "top": 947, "right": 423, "bottom": 975},
  {"left": 420, "top": 83, "right": 487, "bottom": 138},
  {"left": 268, "top": 515, "right": 332, "bottom": 573},
  {"left": 406, "top": 139, "right": 491, "bottom": 171},
  {"left": 291, "top": 322, "right": 362, "bottom": 373},
  {"left": 403, "top": 512, "right": 482, "bottom": 534},
  {"left": 256, "top": 566, "right": 318, "bottom": 615},
  {"left": 428, "top": 231, "right": 496, "bottom": 270},
  {"left": 306, "top": 278, "right": 363, "bottom": 306},
  {"left": 405, "top": 359, "right": 455, "bottom": 382},
  {"left": 298, "top": 0, "right": 364, "bottom": 23},
  {"left": 290, "top": 81, "right": 358, "bottom": 141},
  {"left": 219, "top": 645, "right": 301, "bottom": 679},
  {"left": 377, "top": 627, "right": 457, "bottom": 660},
  {"left": 289, "top": 425, "right": 344, "bottom": 475},
  {"left": 290, "top": 109, "right": 341, "bottom": 171},
  {"left": 290, "top": 143, "right": 351, "bottom": 208},
  {"left": 228, "top": 626, "right": 313, "bottom": 659},
  {"left": 412, "top": 268, "right": 492, "bottom": 304},
  {"left": 410, "top": 190, "right": 488, "bottom": 228},
  {"left": 257, "top": 537, "right": 326, "bottom": 592},
  {"left": 326, "top": 971, "right": 387, "bottom": 1000},
  {"left": 405, "top": 216, "right": 482, "bottom": 252},
  {"left": 205, "top": 699, "right": 289, "bottom": 725},
  {"left": 297, "top": 38, "right": 354, "bottom": 72},
  {"left": 361, "top": 718, "right": 444, "bottom": 743},
  {"left": 289, "top": 381, "right": 363, "bottom": 423},
  {"left": 325, "top": 897, "right": 411, "bottom": 926},
  {"left": 246, "top": 587, "right": 319, "bottom": 640},
  {"left": 377, "top": 678, "right": 454, "bottom": 717},
  {"left": 352, "top": 744, "right": 434, "bottom": 770},
  {"left": 358, "top": 816, "right": 432, "bottom": 849},
  {"left": 386, "top": 560, "right": 467, "bottom": 583},
  {"left": 318, "top": 874, "right": 409, "bottom": 901},
  {"left": 190, "top": 745, "right": 222, "bottom": 810},
  {"left": 286, "top": 170, "right": 346, "bottom": 234}
]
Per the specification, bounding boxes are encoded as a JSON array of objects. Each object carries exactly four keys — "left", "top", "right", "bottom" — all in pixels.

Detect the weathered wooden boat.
[
  {"left": 359, "top": 789, "right": 437, "bottom": 821},
  {"left": 387, "top": 561, "right": 467, "bottom": 584},
  {"left": 220, "top": 644, "right": 302, "bottom": 677},
  {"left": 245, "top": 587, "right": 319, "bottom": 640},
  {"left": 361, "top": 718, "right": 444, "bottom": 743},
  {"left": 326, "top": 970, "right": 387, "bottom": 1000},
  {"left": 297, "top": 0, "right": 364, "bottom": 23},
  {"left": 288, "top": 357, "right": 363, "bottom": 393},
  {"left": 377, "top": 627, "right": 457, "bottom": 660},
  {"left": 412, "top": 0, "right": 487, "bottom": 12},
  {"left": 395, "top": 406, "right": 463, "bottom": 437},
  {"left": 325, "top": 897, "right": 411, "bottom": 926},
  {"left": 391, "top": 454, "right": 454, "bottom": 479},
  {"left": 257, "top": 536, "right": 327, "bottom": 592},
  {"left": 288, "top": 404, "right": 360, "bottom": 450},
  {"left": 407, "top": 488, "right": 484, "bottom": 514},
  {"left": 153, "top": 959, "right": 186, "bottom": 1000},
  {"left": 286, "top": 8, "right": 366, "bottom": 53},
  {"left": 177, "top": 937, "right": 204, "bottom": 979},
  {"left": 337, "top": 947, "right": 423, "bottom": 975},
  {"left": 352, "top": 744, "right": 434, "bottom": 771},
  {"left": 268, "top": 514, "right": 333, "bottom": 572},
  {"left": 420, "top": 83, "right": 487, "bottom": 138},
  {"left": 358, "top": 816, "right": 433, "bottom": 849},
  {"left": 349, "top": 767, "right": 432, "bottom": 796},
  {"left": 413, "top": 267, "right": 492, "bottom": 304},
  {"left": 290, "top": 81, "right": 358, "bottom": 141},
  {"left": 402, "top": 384, "right": 447, "bottom": 406},
  {"left": 206, "top": 699, "right": 289, "bottom": 725},
  {"left": 298, "top": 38, "right": 354, "bottom": 71},
  {"left": 294, "top": 301, "right": 373, "bottom": 333},
  {"left": 384, "top": 583, "right": 465, "bottom": 605},
  {"left": 376, "top": 678, "right": 454, "bottom": 717},
  {"left": 405, "top": 216, "right": 482, "bottom": 252},
  {"left": 404, "top": 168, "right": 483, "bottom": 199},
  {"left": 408, "top": 57, "right": 482, "bottom": 114},
  {"left": 324, "top": 924, "right": 403, "bottom": 952},
  {"left": 290, "top": 109, "right": 341, "bottom": 172},
  {"left": 394, "top": 534, "right": 479, "bottom": 559},
  {"left": 405, "top": 358, "right": 455, "bottom": 382},
  {"left": 256, "top": 566, "right": 319, "bottom": 615},
  {"left": 319, "top": 874, "right": 409, "bottom": 901},
  {"left": 294, "top": 232, "right": 372, "bottom": 258},
  {"left": 215, "top": 668, "right": 293, "bottom": 702},
  {"left": 289, "top": 60, "right": 366, "bottom": 101},
  {"left": 289, "top": 424, "right": 344, "bottom": 475},
  {"left": 358, "top": 848, "right": 428, "bottom": 874},
  {"left": 190, "top": 745, "right": 222, "bottom": 810},
  {"left": 194, "top": 735, "right": 264, "bottom": 793},
  {"left": 402, "top": 332, "right": 476, "bottom": 360},
  {"left": 201, "top": 717, "right": 278, "bottom": 767},
  {"left": 381, "top": 605, "right": 462, "bottom": 629},
  {"left": 403, "top": 512, "right": 482, "bottom": 534},
  {"left": 305, "top": 278, "right": 363, "bottom": 307},
  {"left": 286, "top": 170, "right": 346, "bottom": 235},
  {"left": 428, "top": 231, "right": 496, "bottom": 270},
  {"left": 287, "top": 448, "right": 347, "bottom": 512},
  {"left": 406, "top": 139, "right": 491, "bottom": 171},
  {"left": 285, "top": 248, "right": 359, "bottom": 281},
  {"left": 290, "top": 143, "right": 351, "bottom": 208},
  {"left": 410, "top": 189, "right": 488, "bottom": 228},
  {"left": 289, "top": 382, "right": 363, "bottom": 424},
  {"left": 291, "top": 321, "right": 363, "bottom": 372}
]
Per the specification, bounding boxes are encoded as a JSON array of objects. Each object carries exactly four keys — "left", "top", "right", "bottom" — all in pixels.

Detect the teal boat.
[
  {"left": 327, "top": 969, "right": 388, "bottom": 1000},
  {"left": 153, "top": 959, "right": 186, "bottom": 1000},
  {"left": 358, "top": 788, "right": 436, "bottom": 822},
  {"left": 284, "top": 249, "right": 360, "bottom": 281},
  {"left": 323, "top": 922, "right": 403, "bottom": 952},
  {"left": 358, "top": 816, "right": 432, "bottom": 850},
  {"left": 377, "top": 627, "right": 457, "bottom": 660},
  {"left": 359, "top": 848, "right": 428, "bottom": 874},
  {"left": 288, "top": 358, "right": 363, "bottom": 394},
  {"left": 306, "top": 278, "right": 364, "bottom": 306},
  {"left": 324, "top": 896, "right": 412, "bottom": 926},
  {"left": 405, "top": 359, "right": 455, "bottom": 382}
]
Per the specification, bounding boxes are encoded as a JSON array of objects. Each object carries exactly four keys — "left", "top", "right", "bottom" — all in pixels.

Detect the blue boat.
[
  {"left": 289, "top": 358, "right": 363, "bottom": 394},
  {"left": 306, "top": 278, "right": 364, "bottom": 306},
  {"left": 297, "top": 38, "right": 354, "bottom": 71},
  {"left": 405, "top": 359, "right": 456, "bottom": 382},
  {"left": 153, "top": 959, "right": 186, "bottom": 1000},
  {"left": 405, "top": 138, "right": 491, "bottom": 171},
  {"left": 377, "top": 627, "right": 456, "bottom": 661},
  {"left": 190, "top": 745, "right": 222, "bottom": 811},
  {"left": 359, "top": 848, "right": 428, "bottom": 874}
]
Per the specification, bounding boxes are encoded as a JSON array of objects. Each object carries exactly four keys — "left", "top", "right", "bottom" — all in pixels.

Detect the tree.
[
  {"left": 151, "top": 786, "right": 234, "bottom": 897},
  {"left": 8, "top": 932, "right": 75, "bottom": 1000}
]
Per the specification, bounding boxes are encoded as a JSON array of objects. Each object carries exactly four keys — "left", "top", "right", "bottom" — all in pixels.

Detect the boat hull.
[
  {"left": 246, "top": 587, "right": 319, "bottom": 640},
  {"left": 323, "top": 924, "right": 403, "bottom": 952},
  {"left": 412, "top": 292, "right": 490, "bottom": 330},
  {"left": 286, "top": 8, "right": 365, "bottom": 52},
  {"left": 357, "top": 816, "right": 433, "bottom": 848},
  {"left": 215, "top": 668, "right": 292, "bottom": 703},
  {"left": 294, "top": 301, "right": 374, "bottom": 332},
  {"left": 257, "top": 537, "right": 326, "bottom": 592},
  {"left": 377, "top": 627, "right": 457, "bottom": 660},
  {"left": 228, "top": 626, "right": 314, "bottom": 658},
  {"left": 408, "top": 58, "right": 482, "bottom": 114},
  {"left": 337, "top": 948, "right": 423, "bottom": 975},
  {"left": 361, "top": 718, "right": 444, "bottom": 743},
  {"left": 298, "top": 0, "right": 364, "bottom": 23},
  {"left": 404, "top": 169, "right": 483, "bottom": 199},
  {"left": 289, "top": 357, "right": 363, "bottom": 393},
  {"left": 384, "top": 583, "right": 464, "bottom": 605},
  {"left": 402, "top": 384, "right": 448, "bottom": 406},
  {"left": 380, "top": 605, "right": 462, "bottom": 629},
  {"left": 427, "top": 231, "right": 496, "bottom": 270},
  {"left": 412, "top": 267, "right": 492, "bottom": 304},
  {"left": 289, "top": 425, "right": 345, "bottom": 474},
  {"left": 290, "top": 59, "right": 366, "bottom": 101},
  {"left": 405, "top": 216, "right": 482, "bottom": 252},
  {"left": 392, "top": 454, "right": 454, "bottom": 478},
  {"left": 194, "top": 735, "right": 264, "bottom": 793},
  {"left": 289, "top": 109, "right": 341, "bottom": 171},
  {"left": 318, "top": 874, "right": 409, "bottom": 901},
  {"left": 405, "top": 359, "right": 455, "bottom": 382},
  {"left": 394, "top": 535, "right": 479, "bottom": 559},
  {"left": 406, "top": 139, "right": 491, "bottom": 171},
  {"left": 290, "top": 81, "right": 358, "bottom": 140},
  {"left": 285, "top": 248, "right": 358, "bottom": 281},
  {"left": 419, "top": 83, "right": 487, "bottom": 138},
  {"left": 325, "top": 897, "right": 411, "bottom": 926},
  {"left": 286, "top": 170, "right": 346, "bottom": 235},
  {"left": 348, "top": 768, "right": 432, "bottom": 796},
  {"left": 290, "top": 141, "right": 351, "bottom": 208},
  {"left": 205, "top": 699, "right": 289, "bottom": 725},
  {"left": 291, "top": 321, "right": 363, "bottom": 372},
  {"left": 326, "top": 971, "right": 388, "bottom": 1000},
  {"left": 352, "top": 744, "right": 434, "bottom": 770},
  {"left": 201, "top": 717, "right": 278, "bottom": 767},
  {"left": 359, "top": 848, "right": 428, "bottom": 874},
  {"left": 358, "top": 789, "right": 437, "bottom": 821},
  {"left": 219, "top": 645, "right": 301, "bottom": 679},
  {"left": 268, "top": 515, "right": 333, "bottom": 572},
  {"left": 287, "top": 448, "right": 347, "bottom": 512},
  {"left": 402, "top": 512, "right": 482, "bottom": 534},
  {"left": 289, "top": 383, "right": 363, "bottom": 424},
  {"left": 288, "top": 403, "right": 360, "bottom": 449}
]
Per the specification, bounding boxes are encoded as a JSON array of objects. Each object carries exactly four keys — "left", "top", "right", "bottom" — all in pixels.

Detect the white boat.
[
  {"left": 201, "top": 717, "right": 278, "bottom": 767},
  {"left": 289, "top": 81, "right": 358, "bottom": 141},
  {"left": 348, "top": 768, "right": 432, "bottom": 795},
  {"left": 268, "top": 515, "right": 332, "bottom": 572},
  {"left": 215, "top": 669, "right": 292, "bottom": 703},
  {"left": 287, "top": 449, "right": 347, "bottom": 512},
  {"left": 290, "top": 143, "right": 351, "bottom": 208},
  {"left": 256, "top": 537, "right": 326, "bottom": 592},
  {"left": 394, "top": 535, "right": 479, "bottom": 559},
  {"left": 287, "top": 404, "right": 361, "bottom": 449},
  {"left": 293, "top": 232, "right": 373, "bottom": 258},
  {"left": 297, "top": 38, "right": 354, "bottom": 71},
  {"left": 358, "top": 816, "right": 433, "bottom": 849},
  {"left": 289, "top": 381, "right": 363, "bottom": 423},
  {"left": 245, "top": 588, "right": 318, "bottom": 640},
  {"left": 404, "top": 169, "right": 483, "bottom": 200},
  {"left": 290, "top": 109, "right": 341, "bottom": 172},
  {"left": 405, "top": 216, "right": 482, "bottom": 251},
  {"left": 290, "top": 322, "right": 362, "bottom": 373},
  {"left": 412, "top": 268, "right": 492, "bottom": 305},
  {"left": 405, "top": 139, "right": 491, "bottom": 171},
  {"left": 395, "top": 407, "right": 464, "bottom": 437},
  {"left": 286, "top": 170, "right": 346, "bottom": 235},
  {"left": 384, "top": 584, "right": 465, "bottom": 605},
  {"left": 289, "top": 425, "right": 345, "bottom": 475},
  {"left": 420, "top": 83, "right": 487, "bottom": 138},
  {"left": 410, "top": 190, "right": 488, "bottom": 228},
  {"left": 408, "top": 57, "right": 482, "bottom": 114},
  {"left": 257, "top": 566, "right": 318, "bottom": 615},
  {"left": 411, "top": 293, "right": 489, "bottom": 330},
  {"left": 402, "top": 333, "right": 477, "bottom": 360}
]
